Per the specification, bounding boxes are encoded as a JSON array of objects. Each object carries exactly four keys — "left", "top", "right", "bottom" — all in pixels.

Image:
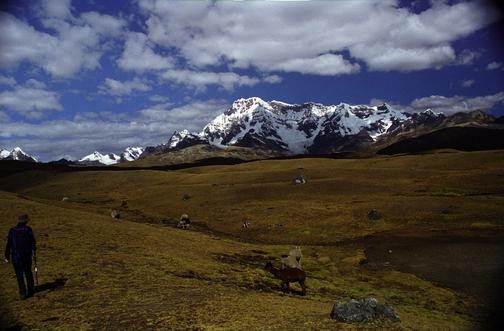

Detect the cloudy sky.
[{"left": 1, "top": 0, "right": 503, "bottom": 161}]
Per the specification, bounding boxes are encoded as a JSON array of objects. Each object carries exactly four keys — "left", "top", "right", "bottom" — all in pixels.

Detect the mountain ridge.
[
  {"left": 150, "top": 97, "right": 447, "bottom": 155},
  {"left": 0, "top": 147, "right": 38, "bottom": 162},
  {"left": 3, "top": 97, "right": 501, "bottom": 165}
]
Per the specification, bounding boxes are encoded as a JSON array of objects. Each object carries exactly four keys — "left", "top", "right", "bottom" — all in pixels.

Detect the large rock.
[{"left": 330, "top": 297, "right": 400, "bottom": 323}]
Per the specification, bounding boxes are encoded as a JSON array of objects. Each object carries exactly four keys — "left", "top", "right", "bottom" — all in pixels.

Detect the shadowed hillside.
[{"left": 378, "top": 127, "right": 504, "bottom": 155}]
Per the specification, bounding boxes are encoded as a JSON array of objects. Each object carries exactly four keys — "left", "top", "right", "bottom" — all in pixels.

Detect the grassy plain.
[{"left": 1, "top": 150, "right": 503, "bottom": 330}]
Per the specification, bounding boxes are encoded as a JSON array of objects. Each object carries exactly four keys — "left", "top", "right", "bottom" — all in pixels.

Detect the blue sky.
[{"left": 0, "top": 0, "right": 503, "bottom": 161}]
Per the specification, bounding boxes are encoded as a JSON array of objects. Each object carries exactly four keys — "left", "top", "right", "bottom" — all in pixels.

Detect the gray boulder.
[{"left": 330, "top": 297, "right": 400, "bottom": 323}]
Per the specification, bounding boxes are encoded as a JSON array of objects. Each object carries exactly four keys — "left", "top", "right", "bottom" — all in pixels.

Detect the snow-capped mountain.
[
  {"left": 0, "top": 149, "right": 9, "bottom": 158},
  {"left": 164, "top": 97, "right": 444, "bottom": 154},
  {"left": 167, "top": 130, "right": 207, "bottom": 150},
  {"left": 0, "top": 147, "right": 38, "bottom": 162},
  {"left": 120, "top": 147, "right": 145, "bottom": 162},
  {"left": 79, "top": 151, "right": 121, "bottom": 165},
  {"left": 78, "top": 147, "right": 144, "bottom": 165}
]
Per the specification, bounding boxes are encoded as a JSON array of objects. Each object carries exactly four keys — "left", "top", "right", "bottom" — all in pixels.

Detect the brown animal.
[{"left": 264, "top": 262, "right": 306, "bottom": 295}]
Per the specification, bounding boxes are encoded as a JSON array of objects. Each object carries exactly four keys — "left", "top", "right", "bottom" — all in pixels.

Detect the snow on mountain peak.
[
  {"left": 79, "top": 151, "right": 120, "bottom": 165},
  {"left": 0, "top": 147, "right": 38, "bottom": 162},
  {"left": 168, "top": 130, "right": 191, "bottom": 148},
  {"left": 121, "top": 146, "right": 144, "bottom": 161},
  {"left": 199, "top": 98, "right": 415, "bottom": 152}
]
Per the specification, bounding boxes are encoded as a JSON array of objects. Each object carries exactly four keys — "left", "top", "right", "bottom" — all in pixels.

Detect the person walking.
[{"left": 4, "top": 214, "right": 37, "bottom": 300}]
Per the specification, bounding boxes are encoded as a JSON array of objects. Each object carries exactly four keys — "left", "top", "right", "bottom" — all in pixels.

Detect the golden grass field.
[{"left": 1, "top": 150, "right": 503, "bottom": 330}]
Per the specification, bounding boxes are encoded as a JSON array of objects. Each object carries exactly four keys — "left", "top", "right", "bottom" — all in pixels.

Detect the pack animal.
[
  {"left": 281, "top": 246, "right": 303, "bottom": 269},
  {"left": 178, "top": 214, "right": 191, "bottom": 229},
  {"left": 264, "top": 262, "right": 306, "bottom": 295}
]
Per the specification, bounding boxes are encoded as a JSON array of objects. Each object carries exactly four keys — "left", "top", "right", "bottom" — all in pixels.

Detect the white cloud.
[
  {"left": 0, "top": 75, "right": 16, "bottom": 86},
  {"left": 117, "top": 30, "right": 283, "bottom": 89},
  {"left": 0, "top": 99, "right": 230, "bottom": 161},
  {"left": 149, "top": 94, "right": 170, "bottom": 103},
  {"left": 80, "top": 12, "right": 126, "bottom": 37},
  {"left": 461, "top": 79, "right": 475, "bottom": 88},
  {"left": 98, "top": 77, "right": 151, "bottom": 97},
  {"left": 39, "top": 0, "right": 73, "bottom": 20},
  {"left": 350, "top": 44, "right": 455, "bottom": 71},
  {"left": 137, "top": 0, "right": 500, "bottom": 74},
  {"left": 160, "top": 69, "right": 271, "bottom": 91},
  {"left": 0, "top": 79, "right": 62, "bottom": 118},
  {"left": 263, "top": 75, "right": 282, "bottom": 84},
  {"left": 369, "top": 98, "right": 387, "bottom": 107},
  {"left": 0, "top": 111, "right": 9, "bottom": 123},
  {"left": 456, "top": 49, "right": 480, "bottom": 65},
  {"left": 270, "top": 54, "right": 360, "bottom": 75},
  {"left": 0, "top": 4, "right": 126, "bottom": 78},
  {"left": 117, "top": 32, "right": 174, "bottom": 73},
  {"left": 408, "top": 92, "right": 504, "bottom": 115},
  {"left": 487, "top": 61, "right": 503, "bottom": 70},
  {"left": 138, "top": 99, "right": 228, "bottom": 129}
]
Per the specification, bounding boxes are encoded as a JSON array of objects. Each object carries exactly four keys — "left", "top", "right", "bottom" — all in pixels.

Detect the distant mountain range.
[
  {"left": 1, "top": 146, "right": 145, "bottom": 166},
  {"left": 2, "top": 97, "right": 503, "bottom": 165},
  {"left": 77, "top": 147, "right": 145, "bottom": 165},
  {"left": 0, "top": 147, "right": 38, "bottom": 162},
  {"left": 140, "top": 98, "right": 503, "bottom": 162}
]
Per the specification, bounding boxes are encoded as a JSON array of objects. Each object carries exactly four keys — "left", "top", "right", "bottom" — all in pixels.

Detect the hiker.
[{"left": 4, "top": 214, "right": 37, "bottom": 300}]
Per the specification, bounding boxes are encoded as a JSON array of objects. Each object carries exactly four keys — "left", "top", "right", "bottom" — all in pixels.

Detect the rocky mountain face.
[
  {"left": 0, "top": 147, "right": 38, "bottom": 162},
  {"left": 78, "top": 151, "right": 121, "bottom": 166},
  {"left": 153, "top": 97, "right": 446, "bottom": 155},
  {"left": 120, "top": 147, "right": 145, "bottom": 162},
  {"left": 145, "top": 130, "right": 208, "bottom": 155}
]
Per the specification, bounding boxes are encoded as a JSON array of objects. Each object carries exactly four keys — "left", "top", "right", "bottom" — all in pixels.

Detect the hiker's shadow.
[{"left": 34, "top": 277, "right": 67, "bottom": 294}]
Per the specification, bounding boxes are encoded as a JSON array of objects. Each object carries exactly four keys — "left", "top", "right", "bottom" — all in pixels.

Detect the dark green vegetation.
[{"left": 1, "top": 150, "right": 503, "bottom": 330}]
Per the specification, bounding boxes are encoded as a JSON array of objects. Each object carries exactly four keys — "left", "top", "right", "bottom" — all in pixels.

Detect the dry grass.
[{"left": 1, "top": 150, "right": 503, "bottom": 330}]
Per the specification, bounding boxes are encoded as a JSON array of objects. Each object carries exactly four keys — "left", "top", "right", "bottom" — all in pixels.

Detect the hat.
[{"left": 18, "top": 214, "right": 29, "bottom": 223}]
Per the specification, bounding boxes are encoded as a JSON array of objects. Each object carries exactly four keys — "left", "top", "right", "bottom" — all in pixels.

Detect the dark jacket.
[{"left": 4, "top": 222, "right": 36, "bottom": 262}]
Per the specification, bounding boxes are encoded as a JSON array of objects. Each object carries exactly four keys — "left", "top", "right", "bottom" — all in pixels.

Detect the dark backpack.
[{"left": 11, "top": 226, "right": 33, "bottom": 257}]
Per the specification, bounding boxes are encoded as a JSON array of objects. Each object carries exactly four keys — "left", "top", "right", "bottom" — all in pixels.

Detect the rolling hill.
[{"left": 1, "top": 148, "right": 503, "bottom": 330}]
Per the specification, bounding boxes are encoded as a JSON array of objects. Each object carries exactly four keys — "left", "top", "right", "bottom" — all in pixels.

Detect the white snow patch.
[{"left": 79, "top": 151, "right": 120, "bottom": 165}]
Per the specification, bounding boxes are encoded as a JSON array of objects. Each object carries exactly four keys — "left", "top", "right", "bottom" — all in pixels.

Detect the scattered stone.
[
  {"left": 120, "top": 200, "right": 128, "bottom": 208},
  {"left": 111, "top": 210, "right": 120, "bottom": 219},
  {"left": 181, "top": 194, "right": 191, "bottom": 200},
  {"left": 330, "top": 296, "right": 400, "bottom": 323},
  {"left": 367, "top": 209, "right": 382, "bottom": 221},
  {"left": 62, "top": 197, "right": 69, "bottom": 202},
  {"left": 292, "top": 175, "right": 307, "bottom": 185}
]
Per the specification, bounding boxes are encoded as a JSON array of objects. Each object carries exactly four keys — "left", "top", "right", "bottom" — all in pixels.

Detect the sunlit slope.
[
  {"left": 1, "top": 150, "right": 503, "bottom": 245},
  {"left": 121, "top": 144, "right": 284, "bottom": 167},
  {"left": 0, "top": 191, "right": 482, "bottom": 330}
]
